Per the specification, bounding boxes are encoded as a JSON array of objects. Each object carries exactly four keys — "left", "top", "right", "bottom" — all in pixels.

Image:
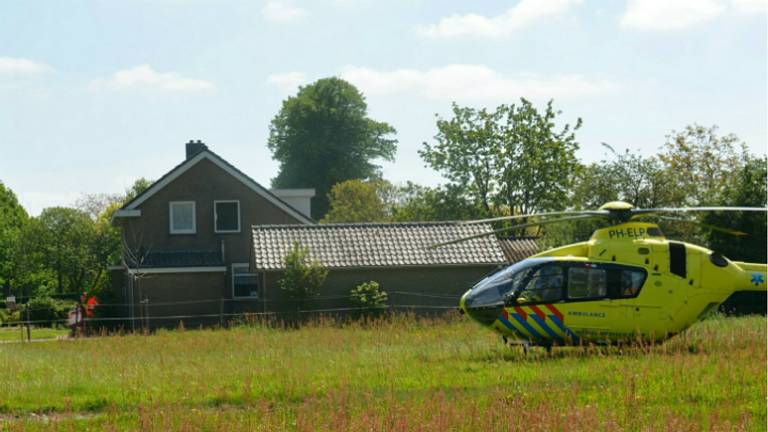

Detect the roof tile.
[{"left": 251, "top": 222, "right": 526, "bottom": 270}]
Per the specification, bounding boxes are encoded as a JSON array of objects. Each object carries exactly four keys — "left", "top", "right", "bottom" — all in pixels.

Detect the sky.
[{"left": 1, "top": 0, "right": 766, "bottom": 216}]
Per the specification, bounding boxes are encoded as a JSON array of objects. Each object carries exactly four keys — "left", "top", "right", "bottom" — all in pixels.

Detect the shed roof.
[
  {"left": 498, "top": 238, "right": 540, "bottom": 263},
  {"left": 252, "top": 222, "right": 509, "bottom": 270}
]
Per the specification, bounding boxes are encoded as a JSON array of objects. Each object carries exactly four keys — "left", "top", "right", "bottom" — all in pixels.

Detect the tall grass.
[{"left": 0, "top": 313, "right": 764, "bottom": 431}]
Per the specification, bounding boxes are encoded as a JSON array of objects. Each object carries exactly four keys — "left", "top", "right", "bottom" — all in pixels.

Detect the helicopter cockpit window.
[
  {"left": 567, "top": 267, "right": 607, "bottom": 299},
  {"left": 516, "top": 265, "right": 564, "bottom": 304},
  {"left": 467, "top": 259, "right": 541, "bottom": 309}
]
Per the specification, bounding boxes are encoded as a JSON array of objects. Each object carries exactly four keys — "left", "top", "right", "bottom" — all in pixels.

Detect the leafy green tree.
[
  {"left": 704, "top": 155, "right": 767, "bottom": 262},
  {"left": 659, "top": 124, "right": 747, "bottom": 206},
  {"left": 124, "top": 177, "right": 152, "bottom": 203},
  {"left": 547, "top": 149, "right": 676, "bottom": 249},
  {"left": 495, "top": 99, "right": 582, "bottom": 215},
  {"left": 30, "top": 207, "right": 103, "bottom": 294},
  {"left": 419, "top": 104, "right": 501, "bottom": 216},
  {"left": 21, "top": 295, "right": 74, "bottom": 327},
  {"left": 69, "top": 177, "right": 153, "bottom": 295},
  {"left": 268, "top": 77, "right": 397, "bottom": 219},
  {"left": 420, "top": 99, "right": 581, "bottom": 219},
  {"left": 571, "top": 148, "right": 675, "bottom": 211},
  {"left": 323, "top": 178, "right": 486, "bottom": 223},
  {"left": 0, "top": 182, "right": 29, "bottom": 290},
  {"left": 12, "top": 217, "right": 53, "bottom": 296},
  {"left": 278, "top": 242, "right": 328, "bottom": 311},
  {"left": 391, "top": 183, "right": 483, "bottom": 222},
  {"left": 75, "top": 193, "right": 122, "bottom": 221},
  {"left": 322, "top": 179, "right": 391, "bottom": 223}
]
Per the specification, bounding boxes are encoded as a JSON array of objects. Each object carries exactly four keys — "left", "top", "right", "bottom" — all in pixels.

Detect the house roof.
[
  {"left": 127, "top": 250, "right": 224, "bottom": 268},
  {"left": 115, "top": 147, "right": 315, "bottom": 224},
  {"left": 498, "top": 238, "right": 539, "bottom": 263},
  {"left": 251, "top": 222, "right": 510, "bottom": 270}
]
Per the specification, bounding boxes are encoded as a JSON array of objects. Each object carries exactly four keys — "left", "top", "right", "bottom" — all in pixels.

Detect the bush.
[
  {"left": 278, "top": 242, "right": 328, "bottom": 311},
  {"left": 0, "top": 308, "right": 21, "bottom": 325},
  {"left": 22, "top": 296, "right": 74, "bottom": 327},
  {"left": 350, "top": 281, "right": 388, "bottom": 309}
]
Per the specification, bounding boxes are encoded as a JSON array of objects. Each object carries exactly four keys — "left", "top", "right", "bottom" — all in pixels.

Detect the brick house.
[
  {"left": 109, "top": 140, "right": 315, "bottom": 327},
  {"left": 109, "top": 140, "right": 539, "bottom": 327}
]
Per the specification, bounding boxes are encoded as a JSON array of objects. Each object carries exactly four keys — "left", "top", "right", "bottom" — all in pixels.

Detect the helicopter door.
[
  {"left": 624, "top": 260, "right": 668, "bottom": 340},
  {"left": 682, "top": 245, "right": 701, "bottom": 289}
]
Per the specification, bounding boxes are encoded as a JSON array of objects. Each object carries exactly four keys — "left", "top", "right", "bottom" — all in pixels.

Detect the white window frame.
[
  {"left": 232, "top": 263, "right": 259, "bottom": 299},
  {"left": 169, "top": 201, "right": 196, "bottom": 234},
  {"left": 214, "top": 200, "right": 241, "bottom": 233}
]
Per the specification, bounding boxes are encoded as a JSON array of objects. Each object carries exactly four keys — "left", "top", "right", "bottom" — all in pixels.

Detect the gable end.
[{"left": 119, "top": 150, "right": 314, "bottom": 224}]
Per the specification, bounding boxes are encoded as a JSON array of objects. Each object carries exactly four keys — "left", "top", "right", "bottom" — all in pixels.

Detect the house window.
[
  {"left": 214, "top": 200, "right": 240, "bottom": 233},
  {"left": 232, "top": 263, "right": 260, "bottom": 299},
  {"left": 169, "top": 201, "right": 196, "bottom": 234}
]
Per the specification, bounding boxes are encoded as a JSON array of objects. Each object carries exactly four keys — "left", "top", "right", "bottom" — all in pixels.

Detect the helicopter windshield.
[{"left": 465, "top": 258, "right": 548, "bottom": 309}]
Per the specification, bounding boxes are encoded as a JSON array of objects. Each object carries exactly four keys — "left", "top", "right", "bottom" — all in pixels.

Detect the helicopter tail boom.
[{"left": 733, "top": 262, "right": 767, "bottom": 292}]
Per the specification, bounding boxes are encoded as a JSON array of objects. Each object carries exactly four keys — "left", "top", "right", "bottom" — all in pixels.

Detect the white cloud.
[
  {"left": 91, "top": 64, "right": 215, "bottom": 92},
  {"left": 0, "top": 57, "right": 53, "bottom": 75},
  {"left": 339, "top": 64, "right": 619, "bottom": 102},
  {"left": 621, "top": 0, "right": 764, "bottom": 31},
  {"left": 731, "top": 0, "right": 767, "bottom": 14},
  {"left": 262, "top": 1, "right": 308, "bottom": 22},
  {"left": 267, "top": 71, "right": 307, "bottom": 92},
  {"left": 416, "top": 0, "right": 582, "bottom": 39}
]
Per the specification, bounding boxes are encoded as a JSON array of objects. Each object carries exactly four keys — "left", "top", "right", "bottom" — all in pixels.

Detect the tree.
[
  {"left": 419, "top": 104, "right": 501, "bottom": 216},
  {"left": 30, "top": 207, "right": 101, "bottom": 294},
  {"left": 278, "top": 242, "right": 328, "bottom": 311},
  {"left": 73, "top": 179, "right": 153, "bottom": 293},
  {"left": 322, "top": 179, "right": 391, "bottom": 223},
  {"left": 124, "top": 178, "right": 152, "bottom": 203},
  {"left": 0, "top": 182, "right": 29, "bottom": 290},
  {"left": 75, "top": 193, "right": 122, "bottom": 221},
  {"left": 268, "top": 77, "right": 397, "bottom": 219},
  {"left": 549, "top": 149, "right": 677, "bottom": 249},
  {"left": 420, "top": 99, "right": 581, "bottom": 220},
  {"left": 571, "top": 148, "right": 675, "bottom": 211},
  {"left": 391, "top": 183, "right": 483, "bottom": 222},
  {"left": 658, "top": 124, "right": 748, "bottom": 206},
  {"left": 704, "top": 155, "right": 767, "bottom": 263}
]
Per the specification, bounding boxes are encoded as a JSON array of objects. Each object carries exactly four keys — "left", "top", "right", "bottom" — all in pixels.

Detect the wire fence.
[
  {"left": 1, "top": 292, "right": 463, "bottom": 329},
  {"left": 2, "top": 290, "right": 462, "bottom": 310},
  {"left": 2, "top": 305, "right": 458, "bottom": 327}
]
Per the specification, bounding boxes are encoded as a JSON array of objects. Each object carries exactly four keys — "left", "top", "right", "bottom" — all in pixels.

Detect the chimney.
[{"left": 185, "top": 139, "right": 207, "bottom": 159}]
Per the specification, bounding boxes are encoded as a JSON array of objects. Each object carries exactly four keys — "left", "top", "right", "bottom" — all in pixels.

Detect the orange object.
[{"left": 85, "top": 296, "right": 98, "bottom": 318}]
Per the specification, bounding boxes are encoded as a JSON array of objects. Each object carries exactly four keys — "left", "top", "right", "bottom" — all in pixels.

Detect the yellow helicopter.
[{"left": 440, "top": 201, "right": 767, "bottom": 349}]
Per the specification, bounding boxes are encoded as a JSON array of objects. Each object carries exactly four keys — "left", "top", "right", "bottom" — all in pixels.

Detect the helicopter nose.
[{"left": 460, "top": 289, "right": 504, "bottom": 326}]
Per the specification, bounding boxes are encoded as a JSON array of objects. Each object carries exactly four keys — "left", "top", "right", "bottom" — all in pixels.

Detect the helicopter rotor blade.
[
  {"left": 656, "top": 216, "right": 750, "bottom": 237},
  {"left": 460, "top": 210, "right": 609, "bottom": 225},
  {"left": 432, "top": 214, "right": 599, "bottom": 248},
  {"left": 632, "top": 206, "right": 768, "bottom": 218}
]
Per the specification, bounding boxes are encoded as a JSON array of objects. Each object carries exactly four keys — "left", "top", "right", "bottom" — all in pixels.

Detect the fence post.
[
  {"left": 219, "top": 298, "right": 224, "bottom": 327},
  {"left": 25, "top": 286, "right": 31, "bottom": 342}
]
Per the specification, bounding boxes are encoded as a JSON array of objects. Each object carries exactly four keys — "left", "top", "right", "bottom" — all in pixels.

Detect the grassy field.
[
  {"left": 0, "top": 327, "right": 69, "bottom": 343},
  {"left": 0, "top": 314, "right": 765, "bottom": 431}
]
